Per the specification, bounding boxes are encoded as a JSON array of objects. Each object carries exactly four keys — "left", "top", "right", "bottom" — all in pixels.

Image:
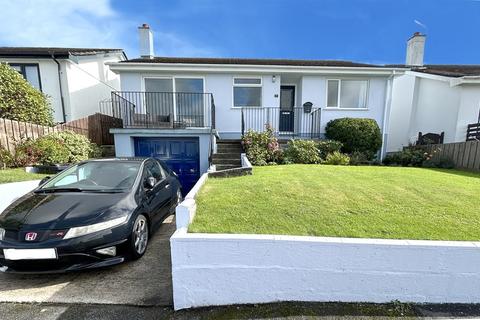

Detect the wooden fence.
[
  {"left": 65, "top": 113, "right": 123, "bottom": 145},
  {"left": 419, "top": 140, "right": 480, "bottom": 172},
  {"left": 0, "top": 113, "right": 122, "bottom": 154}
]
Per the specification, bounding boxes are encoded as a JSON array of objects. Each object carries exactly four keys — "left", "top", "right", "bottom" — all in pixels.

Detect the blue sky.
[{"left": 1, "top": 0, "right": 479, "bottom": 64}]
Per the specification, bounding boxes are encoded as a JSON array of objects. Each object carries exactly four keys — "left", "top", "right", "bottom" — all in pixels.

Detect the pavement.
[{"left": 0, "top": 215, "right": 176, "bottom": 306}]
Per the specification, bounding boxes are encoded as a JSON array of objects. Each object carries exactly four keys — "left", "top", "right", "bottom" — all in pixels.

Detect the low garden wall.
[{"left": 170, "top": 173, "right": 480, "bottom": 310}]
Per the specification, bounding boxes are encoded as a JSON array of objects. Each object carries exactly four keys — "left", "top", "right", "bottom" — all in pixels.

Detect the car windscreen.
[{"left": 40, "top": 161, "right": 141, "bottom": 192}]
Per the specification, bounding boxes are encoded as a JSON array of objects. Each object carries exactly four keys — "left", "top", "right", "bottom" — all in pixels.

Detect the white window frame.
[
  {"left": 232, "top": 76, "right": 263, "bottom": 108},
  {"left": 326, "top": 79, "right": 369, "bottom": 110},
  {"left": 141, "top": 76, "right": 206, "bottom": 118}
]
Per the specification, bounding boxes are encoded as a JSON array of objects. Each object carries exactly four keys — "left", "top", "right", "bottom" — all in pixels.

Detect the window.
[
  {"left": 233, "top": 77, "right": 262, "bottom": 107},
  {"left": 143, "top": 77, "right": 204, "bottom": 122},
  {"left": 9, "top": 63, "right": 42, "bottom": 91},
  {"left": 327, "top": 79, "right": 368, "bottom": 109}
]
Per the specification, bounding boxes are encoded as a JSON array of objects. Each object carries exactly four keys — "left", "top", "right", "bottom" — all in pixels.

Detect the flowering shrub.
[{"left": 242, "top": 124, "right": 282, "bottom": 166}]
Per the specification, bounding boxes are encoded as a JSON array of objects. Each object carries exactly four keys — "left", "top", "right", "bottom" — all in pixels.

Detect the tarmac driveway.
[{"left": 0, "top": 215, "right": 175, "bottom": 307}]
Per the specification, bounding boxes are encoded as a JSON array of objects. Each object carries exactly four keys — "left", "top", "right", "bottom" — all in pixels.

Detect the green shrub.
[
  {"left": 55, "top": 131, "right": 101, "bottom": 162},
  {"left": 316, "top": 140, "right": 343, "bottom": 160},
  {"left": 0, "top": 147, "right": 14, "bottom": 168},
  {"left": 323, "top": 151, "right": 350, "bottom": 165},
  {"left": 0, "top": 63, "right": 53, "bottom": 125},
  {"left": 422, "top": 157, "right": 455, "bottom": 169},
  {"left": 349, "top": 151, "right": 371, "bottom": 165},
  {"left": 14, "top": 131, "right": 98, "bottom": 166},
  {"left": 242, "top": 125, "right": 282, "bottom": 166},
  {"left": 325, "top": 118, "right": 382, "bottom": 158},
  {"left": 383, "top": 149, "right": 429, "bottom": 167},
  {"left": 284, "top": 139, "right": 321, "bottom": 164}
]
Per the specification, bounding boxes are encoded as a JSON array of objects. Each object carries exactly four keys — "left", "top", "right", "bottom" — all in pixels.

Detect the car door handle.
[{"left": 165, "top": 183, "right": 170, "bottom": 189}]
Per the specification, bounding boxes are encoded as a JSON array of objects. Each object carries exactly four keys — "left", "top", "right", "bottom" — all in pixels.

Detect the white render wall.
[
  {"left": 387, "top": 72, "right": 480, "bottom": 152},
  {"left": 172, "top": 228, "right": 480, "bottom": 310},
  {"left": 117, "top": 71, "right": 389, "bottom": 139},
  {"left": 301, "top": 76, "right": 388, "bottom": 134},
  {"left": 65, "top": 54, "right": 122, "bottom": 120}
]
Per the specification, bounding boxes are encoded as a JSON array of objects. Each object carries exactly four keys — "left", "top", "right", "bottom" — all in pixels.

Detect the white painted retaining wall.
[
  {"left": 0, "top": 180, "right": 40, "bottom": 213},
  {"left": 171, "top": 171, "right": 480, "bottom": 310}
]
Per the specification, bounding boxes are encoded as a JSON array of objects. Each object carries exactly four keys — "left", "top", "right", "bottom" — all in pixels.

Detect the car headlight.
[
  {"left": 0, "top": 228, "right": 4, "bottom": 241},
  {"left": 63, "top": 216, "right": 128, "bottom": 240}
]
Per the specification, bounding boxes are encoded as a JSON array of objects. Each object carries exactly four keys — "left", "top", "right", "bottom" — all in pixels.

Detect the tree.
[{"left": 0, "top": 63, "right": 53, "bottom": 125}]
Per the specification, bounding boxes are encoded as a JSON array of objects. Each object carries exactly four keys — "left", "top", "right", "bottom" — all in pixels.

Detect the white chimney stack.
[
  {"left": 139, "top": 23, "right": 154, "bottom": 59},
  {"left": 406, "top": 32, "right": 426, "bottom": 66}
]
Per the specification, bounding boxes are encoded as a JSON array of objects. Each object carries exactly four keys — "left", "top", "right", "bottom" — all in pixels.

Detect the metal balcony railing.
[
  {"left": 100, "top": 91, "right": 215, "bottom": 129},
  {"left": 241, "top": 107, "right": 322, "bottom": 139}
]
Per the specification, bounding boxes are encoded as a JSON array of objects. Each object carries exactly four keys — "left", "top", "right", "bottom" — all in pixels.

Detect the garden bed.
[{"left": 190, "top": 165, "right": 480, "bottom": 240}]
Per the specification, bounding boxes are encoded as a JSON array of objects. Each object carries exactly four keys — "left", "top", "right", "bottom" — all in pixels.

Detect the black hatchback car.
[{"left": 0, "top": 158, "right": 182, "bottom": 273}]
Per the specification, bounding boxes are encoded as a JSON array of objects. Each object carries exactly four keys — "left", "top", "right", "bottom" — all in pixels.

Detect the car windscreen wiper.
[{"left": 35, "top": 187, "right": 86, "bottom": 193}]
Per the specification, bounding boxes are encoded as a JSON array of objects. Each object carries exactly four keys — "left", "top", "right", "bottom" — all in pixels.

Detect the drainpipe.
[
  {"left": 380, "top": 70, "right": 396, "bottom": 160},
  {"left": 51, "top": 53, "right": 67, "bottom": 123}
]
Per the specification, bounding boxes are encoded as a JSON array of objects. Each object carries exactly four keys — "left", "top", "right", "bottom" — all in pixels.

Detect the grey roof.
[
  {"left": 0, "top": 47, "right": 125, "bottom": 59},
  {"left": 123, "top": 56, "right": 390, "bottom": 68},
  {"left": 387, "top": 64, "right": 480, "bottom": 77}
]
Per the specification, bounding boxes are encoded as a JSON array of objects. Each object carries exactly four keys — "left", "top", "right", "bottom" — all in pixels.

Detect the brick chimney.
[
  {"left": 406, "top": 32, "right": 426, "bottom": 66},
  {"left": 138, "top": 23, "right": 154, "bottom": 59}
]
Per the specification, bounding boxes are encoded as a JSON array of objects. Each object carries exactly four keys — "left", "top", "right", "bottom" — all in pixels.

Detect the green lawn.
[
  {"left": 0, "top": 168, "right": 49, "bottom": 184},
  {"left": 190, "top": 165, "right": 480, "bottom": 240}
]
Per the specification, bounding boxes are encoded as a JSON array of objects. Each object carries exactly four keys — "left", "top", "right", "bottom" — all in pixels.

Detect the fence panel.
[
  {"left": 419, "top": 140, "right": 480, "bottom": 171},
  {"left": 0, "top": 114, "right": 122, "bottom": 155}
]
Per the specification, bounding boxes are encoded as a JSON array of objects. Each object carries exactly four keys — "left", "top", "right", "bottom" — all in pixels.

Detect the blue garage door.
[{"left": 134, "top": 137, "right": 200, "bottom": 193}]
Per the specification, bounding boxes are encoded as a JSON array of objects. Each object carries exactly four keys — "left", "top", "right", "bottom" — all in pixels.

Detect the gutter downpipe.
[
  {"left": 51, "top": 53, "right": 67, "bottom": 123},
  {"left": 380, "top": 70, "right": 396, "bottom": 161}
]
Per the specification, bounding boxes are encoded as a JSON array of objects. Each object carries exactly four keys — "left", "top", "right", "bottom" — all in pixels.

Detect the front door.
[{"left": 279, "top": 86, "right": 295, "bottom": 132}]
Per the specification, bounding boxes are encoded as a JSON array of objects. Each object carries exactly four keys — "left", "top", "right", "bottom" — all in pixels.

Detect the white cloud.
[
  {"left": 0, "top": 0, "right": 126, "bottom": 48},
  {"left": 0, "top": 0, "right": 219, "bottom": 58},
  {"left": 414, "top": 19, "right": 427, "bottom": 30}
]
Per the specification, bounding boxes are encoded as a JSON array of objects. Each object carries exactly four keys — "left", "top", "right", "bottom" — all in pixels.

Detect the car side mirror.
[
  {"left": 144, "top": 177, "right": 156, "bottom": 189},
  {"left": 39, "top": 176, "right": 51, "bottom": 186}
]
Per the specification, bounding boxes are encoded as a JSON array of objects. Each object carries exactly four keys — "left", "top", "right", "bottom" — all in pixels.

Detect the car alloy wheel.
[{"left": 132, "top": 215, "right": 149, "bottom": 256}]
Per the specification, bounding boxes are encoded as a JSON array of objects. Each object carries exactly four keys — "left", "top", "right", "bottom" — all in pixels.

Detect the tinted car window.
[
  {"left": 144, "top": 161, "right": 165, "bottom": 183},
  {"left": 41, "top": 161, "right": 141, "bottom": 191}
]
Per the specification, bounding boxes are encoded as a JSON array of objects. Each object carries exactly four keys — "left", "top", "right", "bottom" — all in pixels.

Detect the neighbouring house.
[
  {"left": 0, "top": 47, "right": 127, "bottom": 123},
  {"left": 105, "top": 25, "right": 480, "bottom": 191},
  {"left": 386, "top": 33, "right": 480, "bottom": 151}
]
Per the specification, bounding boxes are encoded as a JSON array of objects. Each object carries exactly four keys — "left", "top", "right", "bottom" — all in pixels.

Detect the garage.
[{"left": 134, "top": 137, "right": 200, "bottom": 193}]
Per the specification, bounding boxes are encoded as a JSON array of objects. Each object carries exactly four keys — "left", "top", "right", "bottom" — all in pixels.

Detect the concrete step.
[
  {"left": 213, "top": 158, "right": 242, "bottom": 165},
  {"left": 215, "top": 164, "right": 242, "bottom": 171},
  {"left": 217, "top": 147, "right": 243, "bottom": 153},
  {"left": 213, "top": 153, "right": 241, "bottom": 159}
]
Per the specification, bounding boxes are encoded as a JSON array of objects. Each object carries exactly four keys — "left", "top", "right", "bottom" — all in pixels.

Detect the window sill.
[{"left": 324, "top": 107, "right": 369, "bottom": 111}]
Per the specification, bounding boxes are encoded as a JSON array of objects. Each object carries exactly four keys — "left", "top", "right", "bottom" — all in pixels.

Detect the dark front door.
[
  {"left": 134, "top": 137, "right": 200, "bottom": 194},
  {"left": 279, "top": 86, "right": 295, "bottom": 132}
]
